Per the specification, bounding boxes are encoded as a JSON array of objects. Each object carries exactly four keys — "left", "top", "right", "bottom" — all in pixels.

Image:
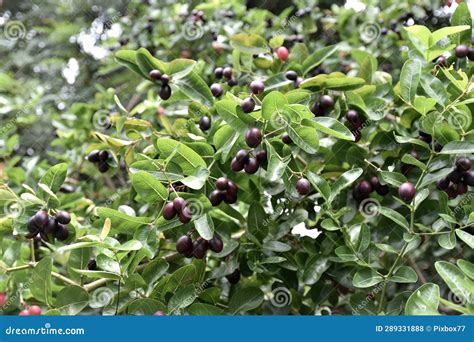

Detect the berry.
[
  {"left": 295, "top": 77, "right": 303, "bottom": 87},
  {"left": 173, "top": 197, "right": 186, "bottom": 212},
  {"left": 216, "top": 177, "right": 229, "bottom": 190},
  {"left": 399, "top": 182, "right": 416, "bottom": 202},
  {"left": 457, "top": 182, "right": 467, "bottom": 195},
  {"left": 192, "top": 238, "right": 209, "bottom": 259},
  {"left": 178, "top": 207, "right": 192, "bottom": 224},
  {"left": 370, "top": 176, "right": 389, "bottom": 196},
  {"left": 99, "top": 150, "right": 109, "bottom": 162},
  {"left": 159, "top": 84, "right": 172, "bottom": 100},
  {"left": 163, "top": 202, "right": 176, "bottom": 220},
  {"left": 87, "top": 258, "right": 97, "bottom": 270},
  {"left": 28, "top": 305, "right": 42, "bottom": 316},
  {"left": 250, "top": 80, "right": 265, "bottom": 94},
  {"left": 468, "top": 48, "right": 474, "bottom": 61},
  {"left": 256, "top": 150, "right": 267, "bottom": 163},
  {"left": 436, "top": 56, "right": 447, "bottom": 67},
  {"left": 296, "top": 178, "right": 311, "bottom": 196},
  {"left": 59, "top": 185, "right": 75, "bottom": 193},
  {"left": 227, "top": 181, "right": 238, "bottom": 196},
  {"left": 226, "top": 269, "right": 241, "bottom": 284},
  {"left": 231, "top": 157, "right": 244, "bottom": 172},
  {"left": 276, "top": 46, "right": 289, "bottom": 61},
  {"left": 98, "top": 162, "right": 109, "bottom": 173},
  {"left": 27, "top": 217, "right": 39, "bottom": 233},
  {"left": 281, "top": 133, "right": 292, "bottom": 144},
  {"left": 199, "top": 116, "right": 211, "bottom": 131},
  {"left": 285, "top": 70, "right": 298, "bottom": 81},
  {"left": 210, "top": 83, "right": 223, "bottom": 97},
  {"left": 434, "top": 143, "right": 443, "bottom": 152},
  {"left": 214, "top": 67, "right": 223, "bottom": 79},
  {"left": 160, "top": 74, "right": 170, "bottom": 85},
  {"left": 19, "top": 309, "right": 30, "bottom": 316},
  {"left": 149, "top": 69, "right": 162, "bottom": 80},
  {"left": 319, "top": 95, "right": 334, "bottom": 109},
  {"left": 33, "top": 211, "right": 49, "bottom": 227},
  {"left": 43, "top": 218, "right": 58, "bottom": 234},
  {"left": 436, "top": 177, "right": 450, "bottom": 191},
  {"left": 209, "top": 190, "right": 224, "bottom": 206},
  {"left": 0, "top": 293, "right": 6, "bottom": 306},
  {"left": 176, "top": 235, "right": 193, "bottom": 255},
  {"left": 446, "top": 183, "right": 458, "bottom": 199},
  {"left": 235, "top": 149, "right": 250, "bottom": 164},
  {"left": 55, "top": 224, "right": 69, "bottom": 241},
  {"left": 245, "top": 128, "right": 262, "bottom": 148},
  {"left": 224, "top": 191, "right": 237, "bottom": 204},
  {"left": 463, "top": 171, "right": 474, "bottom": 186},
  {"left": 154, "top": 311, "right": 166, "bottom": 316},
  {"left": 241, "top": 97, "right": 255, "bottom": 113},
  {"left": 310, "top": 103, "right": 325, "bottom": 116},
  {"left": 88, "top": 150, "right": 100, "bottom": 163},
  {"left": 209, "top": 235, "right": 223, "bottom": 253},
  {"left": 227, "top": 78, "right": 238, "bottom": 87},
  {"left": 456, "top": 157, "right": 471, "bottom": 172},
  {"left": 358, "top": 181, "right": 373, "bottom": 197},
  {"left": 56, "top": 211, "right": 71, "bottom": 224},
  {"left": 244, "top": 158, "right": 259, "bottom": 174},
  {"left": 346, "top": 110, "right": 361, "bottom": 127},
  {"left": 455, "top": 44, "right": 468, "bottom": 58},
  {"left": 222, "top": 66, "right": 233, "bottom": 79},
  {"left": 448, "top": 170, "right": 463, "bottom": 183}
]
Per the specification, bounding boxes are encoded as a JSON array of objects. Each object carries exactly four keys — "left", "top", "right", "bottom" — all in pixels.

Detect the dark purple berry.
[
  {"left": 99, "top": 150, "right": 109, "bottom": 162},
  {"left": 463, "top": 171, "right": 474, "bottom": 186},
  {"left": 399, "top": 182, "right": 416, "bottom": 202},
  {"left": 358, "top": 181, "right": 373, "bottom": 197},
  {"left": 285, "top": 70, "right": 298, "bottom": 81},
  {"left": 214, "top": 67, "right": 223, "bottom": 79},
  {"left": 346, "top": 110, "right": 361, "bottom": 127},
  {"left": 88, "top": 150, "right": 100, "bottom": 163},
  {"left": 27, "top": 217, "right": 39, "bottom": 233},
  {"left": 149, "top": 69, "right": 162, "bottom": 80},
  {"left": 222, "top": 66, "right": 232, "bottom": 79},
  {"left": 224, "top": 192, "right": 237, "bottom": 204},
  {"left": 448, "top": 170, "right": 463, "bottom": 183},
  {"left": 226, "top": 269, "right": 240, "bottom": 284},
  {"left": 282, "top": 133, "right": 292, "bottom": 144},
  {"left": 455, "top": 44, "right": 468, "bottom": 58},
  {"left": 468, "top": 48, "right": 474, "bottom": 61},
  {"left": 227, "top": 78, "right": 238, "bottom": 87},
  {"left": 210, "top": 83, "right": 223, "bottom": 97},
  {"left": 173, "top": 197, "right": 186, "bottom": 212},
  {"left": 176, "top": 235, "right": 193, "bottom": 255},
  {"left": 55, "top": 211, "right": 71, "bottom": 225},
  {"left": 87, "top": 258, "right": 97, "bottom": 270},
  {"left": 244, "top": 158, "right": 259, "bottom": 174},
  {"left": 160, "top": 74, "right": 170, "bottom": 85},
  {"left": 159, "top": 84, "right": 172, "bottom": 100},
  {"left": 192, "top": 238, "right": 209, "bottom": 259},
  {"left": 255, "top": 150, "right": 267, "bottom": 163},
  {"left": 436, "top": 177, "right": 450, "bottom": 191},
  {"left": 241, "top": 97, "right": 255, "bottom": 113},
  {"left": 199, "top": 116, "right": 211, "bottom": 131},
  {"left": 231, "top": 157, "right": 244, "bottom": 172},
  {"left": 209, "top": 235, "right": 223, "bottom": 253},
  {"left": 245, "top": 128, "right": 262, "bottom": 148},
  {"left": 249, "top": 80, "right": 265, "bottom": 94},
  {"left": 319, "top": 95, "right": 334, "bottom": 109},
  {"left": 456, "top": 157, "right": 471, "bottom": 172},
  {"left": 209, "top": 190, "right": 224, "bottom": 206},
  {"left": 216, "top": 177, "right": 229, "bottom": 190},
  {"left": 457, "top": 182, "right": 467, "bottom": 195},
  {"left": 98, "top": 162, "right": 109, "bottom": 173},
  {"left": 163, "top": 202, "right": 176, "bottom": 220},
  {"left": 235, "top": 149, "right": 249, "bottom": 164},
  {"left": 178, "top": 207, "right": 192, "bottom": 224},
  {"left": 55, "top": 224, "right": 69, "bottom": 241},
  {"left": 33, "top": 211, "right": 49, "bottom": 227}
]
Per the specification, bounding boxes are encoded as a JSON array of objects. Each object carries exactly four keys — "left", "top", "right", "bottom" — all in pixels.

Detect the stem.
[
  {"left": 30, "top": 240, "right": 36, "bottom": 263},
  {"left": 439, "top": 298, "right": 469, "bottom": 314},
  {"left": 51, "top": 272, "right": 81, "bottom": 287}
]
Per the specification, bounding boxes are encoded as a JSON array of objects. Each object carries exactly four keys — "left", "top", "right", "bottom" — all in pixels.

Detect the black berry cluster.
[
  {"left": 285, "top": 70, "right": 303, "bottom": 87},
  {"left": 87, "top": 150, "right": 110, "bottom": 173},
  {"left": 454, "top": 43, "right": 474, "bottom": 61},
  {"left": 175, "top": 234, "right": 223, "bottom": 259},
  {"left": 311, "top": 95, "right": 334, "bottom": 117},
  {"left": 437, "top": 157, "right": 473, "bottom": 199},
  {"left": 418, "top": 131, "right": 442, "bottom": 152},
  {"left": 209, "top": 177, "right": 239, "bottom": 206},
  {"left": 230, "top": 128, "right": 267, "bottom": 174},
  {"left": 27, "top": 210, "right": 70, "bottom": 242},
  {"left": 163, "top": 197, "right": 193, "bottom": 224},
  {"left": 353, "top": 176, "right": 389, "bottom": 202},
  {"left": 149, "top": 69, "right": 172, "bottom": 100},
  {"left": 214, "top": 66, "right": 237, "bottom": 87}
]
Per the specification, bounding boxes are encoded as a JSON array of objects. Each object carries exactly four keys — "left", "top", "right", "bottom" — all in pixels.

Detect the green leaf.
[
  {"left": 228, "top": 287, "right": 264, "bottom": 314},
  {"left": 188, "top": 303, "right": 224, "bottom": 315},
  {"left": 31, "top": 257, "right": 53, "bottom": 305},
  {"left": 54, "top": 286, "right": 89, "bottom": 315},
  {"left": 168, "top": 284, "right": 198, "bottom": 313},
  {"left": 115, "top": 50, "right": 147, "bottom": 78},
  {"left": 304, "top": 117, "right": 354, "bottom": 141},
  {"left": 456, "top": 229, "right": 474, "bottom": 249},
  {"left": 131, "top": 171, "right": 168, "bottom": 203},
  {"left": 97, "top": 208, "right": 151, "bottom": 234},
  {"left": 452, "top": 4, "right": 472, "bottom": 45},
  {"left": 302, "top": 45, "right": 338, "bottom": 76},
  {"left": 328, "top": 168, "right": 363, "bottom": 203},
  {"left": 194, "top": 214, "right": 214, "bottom": 240},
  {"left": 457, "top": 259, "right": 474, "bottom": 280},
  {"left": 353, "top": 268, "right": 383, "bottom": 288},
  {"left": 437, "top": 230, "right": 456, "bottom": 250},
  {"left": 429, "top": 25, "right": 470, "bottom": 47},
  {"left": 435, "top": 261, "right": 472, "bottom": 305},
  {"left": 302, "top": 256, "right": 330, "bottom": 285},
  {"left": 400, "top": 59, "right": 422, "bottom": 104},
  {"left": 286, "top": 124, "right": 319, "bottom": 154},
  {"left": 420, "top": 73, "right": 449, "bottom": 106},
  {"left": 379, "top": 171, "right": 407, "bottom": 187},
  {"left": 355, "top": 224, "right": 370, "bottom": 253},
  {"left": 73, "top": 269, "right": 121, "bottom": 280},
  {"left": 135, "top": 47, "right": 167, "bottom": 78},
  {"left": 173, "top": 71, "right": 214, "bottom": 107},
  {"left": 439, "top": 141, "right": 474, "bottom": 154},
  {"left": 405, "top": 283, "right": 440, "bottom": 315},
  {"left": 413, "top": 96, "right": 436, "bottom": 116},
  {"left": 247, "top": 202, "right": 268, "bottom": 242},
  {"left": 306, "top": 172, "right": 330, "bottom": 202},
  {"left": 390, "top": 266, "right": 418, "bottom": 283},
  {"left": 128, "top": 299, "right": 166, "bottom": 315},
  {"left": 401, "top": 154, "right": 426, "bottom": 170},
  {"left": 230, "top": 33, "right": 269, "bottom": 54},
  {"left": 261, "top": 91, "right": 287, "bottom": 120},
  {"left": 156, "top": 138, "right": 207, "bottom": 175},
  {"left": 378, "top": 207, "right": 410, "bottom": 231},
  {"left": 214, "top": 99, "right": 247, "bottom": 133},
  {"left": 38, "top": 163, "right": 68, "bottom": 198}
]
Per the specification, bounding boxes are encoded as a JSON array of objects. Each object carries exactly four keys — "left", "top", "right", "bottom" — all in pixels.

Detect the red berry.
[
  {"left": 28, "top": 305, "right": 42, "bottom": 316},
  {"left": 153, "top": 311, "right": 166, "bottom": 316},
  {"left": 0, "top": 293, "right": 7, "bottom": 306},
  {"left": 276, "top": 46, "right": 289, "bottom": 61},
  {"left": 19, "top": 309, "right": 30, "bottom": 316}
]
